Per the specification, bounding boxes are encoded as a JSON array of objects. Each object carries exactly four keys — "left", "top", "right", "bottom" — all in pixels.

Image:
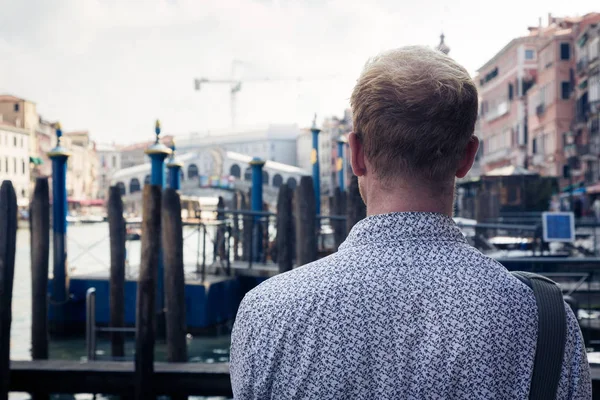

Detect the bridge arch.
[
  {"left": 230, "top": 164, "right": 241, "bottom": 178},
  {"left": 116, "top": 181, "right": 126, "bottom": 196},
  {"left": 273, "top": 174, "right": 283, "bottom": 188},
  {"left": 188, "top": 164, "right": 199, "bottom": 179},
  {"left": 287, "top": 177, "right": 297, "bottom": 190},
  {"left": 129, "top": 178, "right": 141, "bottom": 194}
]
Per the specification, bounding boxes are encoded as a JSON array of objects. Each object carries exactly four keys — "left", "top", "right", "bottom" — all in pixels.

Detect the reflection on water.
[{"left": 11, "top": 224, "right": 231, "bottom": 400}]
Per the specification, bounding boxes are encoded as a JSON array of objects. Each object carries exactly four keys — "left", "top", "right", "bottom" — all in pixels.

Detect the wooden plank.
[
  {"left": 135, "top": 185, "right": 161, "bottom": 399},
  {"left": 108, "top": 186, "right": 126, "bottom": 358},
  {"left": 0, "top": 181, "right": 17, "bottom": 400},
  {"left": 162, "top": 188, "right": 188, "bottom": 363},
  {"left": 9, "top": 360, "right": 232, "bottom": 397}
]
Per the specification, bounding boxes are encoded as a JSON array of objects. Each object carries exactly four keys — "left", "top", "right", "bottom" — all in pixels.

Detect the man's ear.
[
  {"left": 349, "top": 132, "right": 367, "bottom": 176},
  {"left": 456, "top": 136, "right": 479, "bottom": 179}
]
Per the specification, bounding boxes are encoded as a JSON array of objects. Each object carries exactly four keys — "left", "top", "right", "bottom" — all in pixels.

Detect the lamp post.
[
  {"left": 166, "top": 139, "right": 183, "bottom": 190},
  {"left": 337, "top": 136, "right": 347, "bottom": 191},
  {"left": 48, "top": 123, "right": 71, "bottom": 332},
  {"left": 250, "top": 157, "right": 265, "bottom": 262},
  {"left": 311, "top": 116, "right": 321, "bottom": 215},
  {"left": 144, "top": 120, "right": 172, "bottom": 320}
]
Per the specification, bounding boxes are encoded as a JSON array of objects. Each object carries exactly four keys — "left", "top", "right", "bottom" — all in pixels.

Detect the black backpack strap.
[{"left": 511, "top": 271, "right": 566, "bottom": 400}]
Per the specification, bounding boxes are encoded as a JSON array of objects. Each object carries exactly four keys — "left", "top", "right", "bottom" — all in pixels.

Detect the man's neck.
[{"left": 364, "top": 178, "right": 455, "bottom": 217}]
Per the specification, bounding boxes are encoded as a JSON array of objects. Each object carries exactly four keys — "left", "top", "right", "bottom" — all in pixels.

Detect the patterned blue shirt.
[{"left": 231, "top": 212, "right": 591, "bottom": 399}]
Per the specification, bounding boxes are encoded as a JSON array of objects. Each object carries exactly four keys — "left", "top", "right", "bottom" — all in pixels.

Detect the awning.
[
  {"left": 485, "top": 165, "right": 536, "bottom": 176},
  {"left": 29, "top": 156, "right": 43, "bottom": 166}
]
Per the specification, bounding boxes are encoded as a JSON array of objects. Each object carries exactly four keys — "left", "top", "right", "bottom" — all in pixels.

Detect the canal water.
[{"left": 11, "top": 223, "right": 231, "bottom": 400}]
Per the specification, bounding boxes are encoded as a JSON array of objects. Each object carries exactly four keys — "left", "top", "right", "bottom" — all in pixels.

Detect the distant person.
[{"left": 230, "top": 46, "right": 590, "bottom": 399}]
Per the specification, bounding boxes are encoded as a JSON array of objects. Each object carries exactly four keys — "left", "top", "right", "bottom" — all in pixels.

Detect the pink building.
[
  {"left": 526, "top": 20, "right": 579, "bottom": 180},
  {"left": 477, "top": 35, "right": 541, "bottom": 174}
]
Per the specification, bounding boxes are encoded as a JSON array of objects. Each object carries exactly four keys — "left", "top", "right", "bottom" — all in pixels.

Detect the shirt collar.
[{"left": 340, "top": 212, "right": 468, "bottom": 250}]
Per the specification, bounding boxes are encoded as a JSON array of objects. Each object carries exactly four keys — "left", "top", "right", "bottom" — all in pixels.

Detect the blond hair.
[{"left": 350, "top": 46, "right": 478, "bottom": 183}]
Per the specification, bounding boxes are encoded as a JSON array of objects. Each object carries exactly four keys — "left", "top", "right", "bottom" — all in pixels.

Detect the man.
[{"left": 230, "top": 46, "right": 591, "bottom": 399}]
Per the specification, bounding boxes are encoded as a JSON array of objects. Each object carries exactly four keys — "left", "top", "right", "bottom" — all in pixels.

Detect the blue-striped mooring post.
[
  {"left": 250, "top": 157, "right": 265, "bottom": 262},
  {"left": 166, "top": 138, "right": 183, "bottom": 190},
  {"left": 337, "top": 136, "right": 346, "bottom": 192},
  {"left": 311, "top": 116, "right": 321, "bottom": 215},
  {"left": 48, "top": 122, "right": 71, "bottom": 332},
  {"left": 144, "top": 119, "right": 172, "bottom": 319}
]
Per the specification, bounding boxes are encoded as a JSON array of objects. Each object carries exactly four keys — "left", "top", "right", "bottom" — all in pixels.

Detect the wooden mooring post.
[
  {"left": 29, "top": 178, "right": 51, "bottom": 400},
  {"left": 31, "top": 178, "right": 50, "bottom": 362},
  {"left": 162, "top": 188, "right": 188, "bottom": 363},
  {"left": 346, "top": 175, "right": 366, "bottom": 234},
  {"left": 295, "top": 176, "right": 317, "bottom": 265},
  {"left": 332, "top": 187, "right": 347, "bottom": 250},
  {"left": 0, "top": 181, "right": 17, "bottom": 400},
  {"left": 135, "top": 185, "right": 161, "bottom": 400},
  {"left": 108, "top": 186, "right": 126, "bottom": 358},
  {"left": 276, "top": 183, "right": 293, "bottom": 272}
]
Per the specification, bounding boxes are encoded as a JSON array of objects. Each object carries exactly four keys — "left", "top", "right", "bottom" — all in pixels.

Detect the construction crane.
[{"left": 194, "top": 59, "right": 336, "bottom": 127}]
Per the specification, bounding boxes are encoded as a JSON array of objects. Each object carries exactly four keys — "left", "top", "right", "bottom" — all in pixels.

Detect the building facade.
[
  {"left": 527, "top": 24, "right": 577, "bottom": 179},
  {"left": 96, "top": 143, "right": 122, "bottom": 199},
  {"left": 477, "top": 35, "right": 541, "bottom": 174},
  {"left": 0, "top": 122, "right": 30, "bottom": 205},
  {"left": 62, "top": 131, "right": 98, "bottom": 200},
  {"left": 120, "top": 135, "right": 173, "bottom": 169},
  {"left": 574, "top": 17, "right": 600, "bottom": 193}
]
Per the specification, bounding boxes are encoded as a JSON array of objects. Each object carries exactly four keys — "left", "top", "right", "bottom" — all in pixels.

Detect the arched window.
[
  {"left": 230, "top": 164, "right": 241, "bottom": 178},
  {"left": 188, "top": 164, "right": 199, "bottom": 179},
  {"left": 144, "top": 175, "right": 151, "bottom": 185},
  {"left": 116, "top": 182, "right": 126, "bottom": 196},
  {"left": 272, "top": 174, "right": 283, "bottom": 188},
  {"left": 262, "top": 171, "right": 269, "bottom": 185},
  {"left": 244, "top": 167, "right": 252, "bottom": 181},
  {"left": 129, "top": 178, "right": 141, "bottom": 193},
  {"left": 287, "top": 177, "right": 297, "bottom": 190}
]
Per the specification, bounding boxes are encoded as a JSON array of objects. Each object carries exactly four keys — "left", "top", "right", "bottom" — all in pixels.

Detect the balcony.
[
  {"left": 482, "top": 148, "right": 510, "bottom": 165},
  {"left": 591, "top": 118, "right": 600, "bottom": 136},
  {"left": 585, "top": 170, "right": 595, "bottom": 185},
  {"left": 577, "top": 58, "right": 588, "bottom": 75},
  {"left": 536, "top": 103, "right": 545, "bottom": 116},
  {"left": 531, "top": 154, "right": 544, "bottom": 166}
]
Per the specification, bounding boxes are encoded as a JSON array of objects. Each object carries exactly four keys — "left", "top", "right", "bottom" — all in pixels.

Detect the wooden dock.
[
  {"left": 9, "top": 360, "right": 232, "bottom": 397},
  {"left": 8, "top": 360, "right": 600, "bottom": 398}
]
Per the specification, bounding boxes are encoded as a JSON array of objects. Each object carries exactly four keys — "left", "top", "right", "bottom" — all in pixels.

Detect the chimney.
[
  {"left": 538, "top": 17, "right": 542, "bottom": 36},
  {"left": 548, "top": 13, "right": 553, "bottom": 26}
]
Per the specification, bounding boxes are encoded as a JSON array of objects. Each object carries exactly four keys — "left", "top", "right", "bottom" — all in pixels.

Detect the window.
[
  {"left": 13, "top": 137, "right": 16, "bottom": 146},
  {"left": 561, "top": 81, "right": 571, "bottom": 100},
  {"left": 532, "top": 138, "right": 538, "bottom": 154},
  {"left": 525, "top": 49, "right": 535, "bottom": 60},
  {"left": 508, "top": 83, "right": 514, "bottom": 101},
  {"left": 20, "top": 138, "right": 23, "bottom": 148},
  {"left": 4, "top": 158, "right": 7, "bottom": 172},
  {"left": 562, "top": 132, "right": 568, "bottom": 147},
  {"left": 560, "top": 43, "right": 571, "bottom": 60},
  {"left": 22, "top": 160, "right": 25, "bottom": 175},
  {"left": 14, "top": 103, "right": 19, "bottom": 112},
  {"left": 13, "top": 158, "right": 16, "bottom": 173},
  {"left": 112, "top": 156, "right": 116, "bottom": 168}
]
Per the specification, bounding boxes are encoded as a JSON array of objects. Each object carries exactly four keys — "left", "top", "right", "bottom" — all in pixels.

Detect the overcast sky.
[{"left": 0, "top": 0, "right": 598, "bottom": 144}]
